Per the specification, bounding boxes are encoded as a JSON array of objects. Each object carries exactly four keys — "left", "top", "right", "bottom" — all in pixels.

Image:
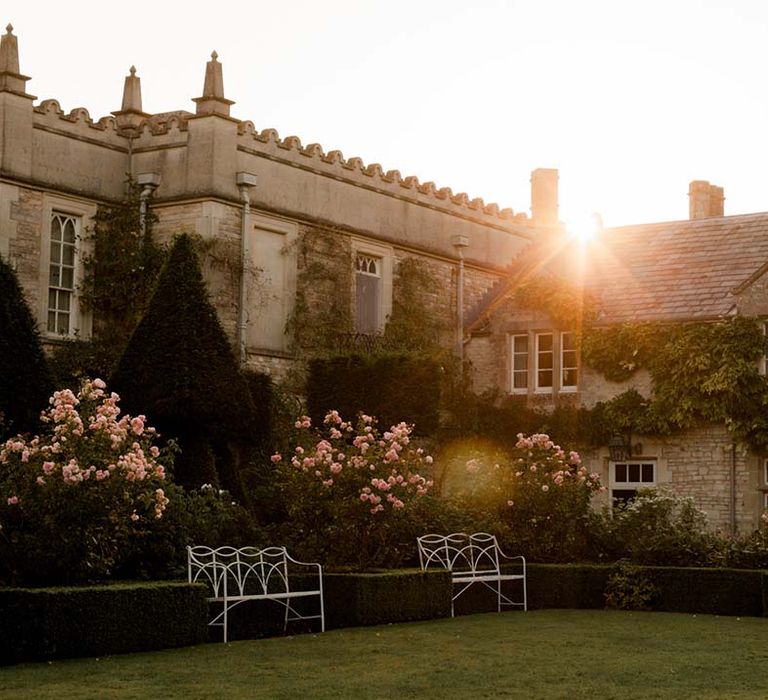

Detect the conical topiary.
[
  {"left": 111, "top": 233, "right": 256, "bottom": 490},
  {"left": 0, "top": 255, "right": 55, "bottom": 439}
]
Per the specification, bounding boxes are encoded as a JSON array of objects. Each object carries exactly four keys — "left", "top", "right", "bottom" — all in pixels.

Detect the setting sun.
[{"left": 566, "top": 212, "right": 603, "bottom": 243}]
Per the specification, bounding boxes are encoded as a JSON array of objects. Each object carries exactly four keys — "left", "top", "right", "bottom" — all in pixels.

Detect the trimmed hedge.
[
  {"left": 648, "top": 566, "right": 764, "bottom": 617},
  {"left": 3, "top": 565, "right": 767, "bottom": 665},
  {"left": 0, "top": 582, "right": 208, "bottom": 665},
  {"left": 306, "top": 354, "right": 441, "bottom": 434},
  {"left": 526, "top": 563, "right": 611, "bottom": 610},
  {"left": 323, "top": 569, "right": 452, "bottom": 629}
]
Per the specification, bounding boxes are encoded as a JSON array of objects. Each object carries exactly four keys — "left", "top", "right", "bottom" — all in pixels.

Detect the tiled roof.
[
  {"left": 588, "top": 212, "right": 768, "bottom": 322},
  {"left": 467, "top": 212, "right": 768, "bottom": 327}
]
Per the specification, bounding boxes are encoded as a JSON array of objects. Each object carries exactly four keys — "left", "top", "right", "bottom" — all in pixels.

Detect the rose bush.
[
  {"left": 458, "top": 433, "right": 604, "bottom": 562},
  {"left": 271, "top": 411, "right": 434, "bottom": 569},
  {"left": 0, "top": 379, "right": 171, "bottom": 585}
]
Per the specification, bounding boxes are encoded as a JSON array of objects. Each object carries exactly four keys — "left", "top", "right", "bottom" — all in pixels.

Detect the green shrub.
[
  {"left": 111, "top": 233, "right": 256, "bottom": 492},
  {"left": 306, "top": 354, "right": 441, "bottom": 435},
  {"left": 0, "top": 582, "right": 207, "bottom": 665},
  {"left": 604, "top": 560, "right": 659, "bottom": 610},
  {"left": 603, "top": 487, "right": 721, "bottom": 566},
  {"left": 115, "top": 483, "right": 263, "bottom": 581},
  {"left": 0, "top": 254, "right": 54, "bottom": 440}
]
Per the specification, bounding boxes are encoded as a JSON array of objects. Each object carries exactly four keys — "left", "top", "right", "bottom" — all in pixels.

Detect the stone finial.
[
  {"left": 193, "top": 50, "right": 235, "bottom": 117},
  {"left": 111, "top": 65, "right": 150, "bottom": 132},
  {"left": 0, "top": 23, "right": 19, "bottom": 74},
  {"left": 0, "top": 22, "right": 33, "bottom": 96},
  {"left": 120, "top": 65, "right": 142, "bottom": 112}
]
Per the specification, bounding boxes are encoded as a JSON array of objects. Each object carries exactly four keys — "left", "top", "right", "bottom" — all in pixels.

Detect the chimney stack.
[
  {"left": 531, "top": 168, "right": 559, "bottom": 228},
  {"left": 688, "top": 180, "right": 724, "bottom": 219}
]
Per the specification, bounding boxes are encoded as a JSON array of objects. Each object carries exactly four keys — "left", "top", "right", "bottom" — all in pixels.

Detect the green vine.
[
  {"left": 79, "top": 181, "right": 166, "bottom": 346},
  {"left": 514, "top": 274, "right": 597, "bottom": 329},
  {"left": 384, "top": 257, "right": 449, "bottom": 352},
  {"left": 514, "top": 270, "right": 768, "bottom": 450},
  {"left": 585, "top": 316, "right": 768, "bottom": 450}
]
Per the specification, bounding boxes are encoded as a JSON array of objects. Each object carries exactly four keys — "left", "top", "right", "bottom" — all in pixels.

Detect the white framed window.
[
  {"left": 38, "top": 195, "right": 94, "bottom": 339},
  {"left": 356, "top": 253, "right": 382, "bottom": 334},
  {"left": 760, "top": 322, "right": 768, "bottom": 376},
  {"left": 560, "top": 331, "right": 578, "bottom": 391},
  {"left": 610, "top": 460, "right": 656, "bottom": 507},
  {"left": 47, "top": 212, "right": 78, "bottom": 335},
  {"left": 351, "top": 239, "right": 392, "bottom": 334},
  {"left": 510, "top": 334, "right": 529, "bottom": 393},
  {"left": 535, "top": 332, "right": 554, "bottom": 392}
]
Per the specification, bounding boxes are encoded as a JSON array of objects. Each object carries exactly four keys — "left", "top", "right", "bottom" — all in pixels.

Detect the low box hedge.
[
  {"left": 3, "top": 563, "right": 766, "bottom": 665},
  {"left": 0, "top": 581, "right": 208, "bottom": 665},
  {"left": 639, "top": 566, "right": 765, "bottom": 617},
  {"left": 323, "top": 569, "right": 452, "bottom": 629}
]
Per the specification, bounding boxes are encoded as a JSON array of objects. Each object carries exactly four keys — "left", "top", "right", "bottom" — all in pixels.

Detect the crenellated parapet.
[
  {"left": 33, "top": 99, "right": 123, "bottom": 140},
  {"left": 234, "top": 123, "right": 530, "bottom": 227}
]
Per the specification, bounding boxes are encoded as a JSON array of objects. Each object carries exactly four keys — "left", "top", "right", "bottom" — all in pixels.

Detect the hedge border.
[
  {"left": 3, "top": 564, "right": 767, "bottom": 665},
  {"left": 0, "top": 581, "right": 208, "bottom": 665}
]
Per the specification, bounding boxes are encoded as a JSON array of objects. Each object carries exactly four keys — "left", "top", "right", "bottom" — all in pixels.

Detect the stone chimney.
[
  {"left": 111, "top": 66, "right": 149, "bottom": 132},
  {"left": 192, "top": 51, "right": 235, "bottom": 117},
  {"left": 531, "top": 168, "right": 559, "bottom": 228},
  {"left": 688, "top": 180, "right": 725, "bottom": 219}
]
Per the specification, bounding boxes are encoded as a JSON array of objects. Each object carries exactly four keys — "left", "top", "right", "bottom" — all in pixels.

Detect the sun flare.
[{"left": 566, "top": 212, "right": 603, "bottom": 243}]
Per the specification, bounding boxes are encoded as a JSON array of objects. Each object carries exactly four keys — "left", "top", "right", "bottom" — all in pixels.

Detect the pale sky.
[{"left": 5, "top": 0, "right": 768, "bottom": 228}]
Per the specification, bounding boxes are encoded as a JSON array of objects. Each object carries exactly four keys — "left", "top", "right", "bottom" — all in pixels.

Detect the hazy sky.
[{"left": 5, "top": 0, "right": 768, "bottom": 228}]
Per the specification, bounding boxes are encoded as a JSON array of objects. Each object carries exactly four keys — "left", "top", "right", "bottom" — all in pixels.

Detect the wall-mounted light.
[{"left": 608, "top": 434, "right": 643, "bottom": 462}]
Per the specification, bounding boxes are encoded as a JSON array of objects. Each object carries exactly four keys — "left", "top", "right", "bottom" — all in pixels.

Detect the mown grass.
[{"left": 2, "top": 609, "right": 768, "bottom": 698}]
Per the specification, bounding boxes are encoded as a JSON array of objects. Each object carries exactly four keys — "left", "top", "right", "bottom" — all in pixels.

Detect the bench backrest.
[
  {"left": 187, "top": 545, "right": 293, "bottom": 598},
  {"left": 417, "top": 532, "right": 502, "bottom": 575}
]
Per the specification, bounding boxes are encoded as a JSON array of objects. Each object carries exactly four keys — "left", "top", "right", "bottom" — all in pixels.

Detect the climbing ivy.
[
  {"left": 78, "top": 181, "right": 166, "bottom": 347},
  {"left": 513, "top": 268, "right": 768, "bottom": 450},
  {"left": 514, "top": 273, "right": 597, "bottom": 329},
  {"left": 384, "top": 256, "right": 449, "bottom": 352},
  {"left": 583, "top": 316, "right": 768, "bottom": 450}
]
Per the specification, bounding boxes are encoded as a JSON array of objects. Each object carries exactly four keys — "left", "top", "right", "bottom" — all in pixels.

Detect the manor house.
[{"left": 2, "top": 25, "right": 768, "bottom": 533}]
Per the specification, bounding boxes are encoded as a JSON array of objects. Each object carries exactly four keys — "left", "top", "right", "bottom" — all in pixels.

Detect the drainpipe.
[
  {"left": 136, "top": 172, "right": 160, "bottom": 237},
  {"left": 451, "top": 235, "right": 469, "bottom": 362},
  {"left": 730, "top": 441, "right": 737, "bottom": 535},
  {"left": 236, "top": 172, "right": 258, "bottom": 365}
]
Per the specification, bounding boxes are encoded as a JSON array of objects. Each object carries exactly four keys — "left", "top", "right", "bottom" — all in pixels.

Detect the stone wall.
[{"left": 4, "top": 185, "right": 43, "bottom": 313}]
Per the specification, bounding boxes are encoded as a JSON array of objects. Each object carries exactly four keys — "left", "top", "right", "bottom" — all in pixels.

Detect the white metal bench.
[
  {"left": 187, "top": 545, "right": 325, "bottom": 642},
  {"left": 417, "top": 532, "right": 527, "bottom": 616}
]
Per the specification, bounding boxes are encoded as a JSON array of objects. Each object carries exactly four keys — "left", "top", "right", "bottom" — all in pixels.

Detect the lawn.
[{"left": 2, "top": 609, "right": 768, "bottom": 699}]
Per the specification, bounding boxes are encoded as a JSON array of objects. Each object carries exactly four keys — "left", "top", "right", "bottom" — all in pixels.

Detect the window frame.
[
  {"left": 760, "top": 322, "right": 768, "bottom": 376},
  {"left": 351, "top": 238, "right": 392, "bottom": 335},
  {"left": 609, "top": 459, "right": 656, "bottom": 507},
  {"left": 509, "top": 333, "right": 529, "bottom": 394},
  {"left": 534, "top": 331, "right": 555, "bottom": 393},
  {"left": 560, "top": 330, "right": 579, "bottom": 392},
  {"left": 38, "top": 195, "right": 95, "bottom": 340}
]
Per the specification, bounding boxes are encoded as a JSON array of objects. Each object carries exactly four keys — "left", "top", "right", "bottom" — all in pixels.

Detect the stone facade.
[{"left": 0, "top": 26, "right": 541, "bottom": 379}]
